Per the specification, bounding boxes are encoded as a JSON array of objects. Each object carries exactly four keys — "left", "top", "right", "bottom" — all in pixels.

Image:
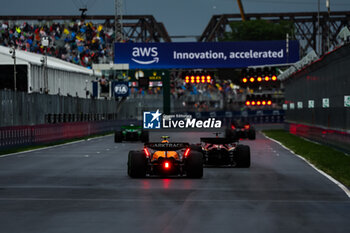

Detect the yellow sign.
[{"left": 149, "top": 72, "right": 162, "bottom": 81}]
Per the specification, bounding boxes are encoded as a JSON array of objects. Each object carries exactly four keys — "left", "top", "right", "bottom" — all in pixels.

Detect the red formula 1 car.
[
  {"left": 190, "top": 133, "right": 250, "bottom": 167},
  {"left": 225, "top": 120, "right": 256, "bottom": 140},
  {"left": 127, "top": 136, "right": 203, "bottom": 178}
]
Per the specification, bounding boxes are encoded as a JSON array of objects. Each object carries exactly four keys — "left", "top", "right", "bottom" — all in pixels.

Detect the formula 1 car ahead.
[
  {"left": 225, "top": 120, "right": 256, "bottom": 140},
  {"left": 128, "top": 136, "right": 203, "bottom": 178},
  {"left": 114, "top": 124, "right": 149, "bottom": 143},
  {"left": 191, "top": 133, "right": 250, "bottom": 167}
]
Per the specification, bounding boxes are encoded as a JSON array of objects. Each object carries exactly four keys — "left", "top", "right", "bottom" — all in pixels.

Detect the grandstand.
[
  {"left": 0, "top": 16, "right": 284, "bottom": 110},
  {"left": 0, "top": 20, "right": 114, "bottom": 66}
]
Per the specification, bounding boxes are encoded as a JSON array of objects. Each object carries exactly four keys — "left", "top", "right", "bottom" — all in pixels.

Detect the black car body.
[{"left": 226, "top": 120, "right": 256, "bottom": 140}]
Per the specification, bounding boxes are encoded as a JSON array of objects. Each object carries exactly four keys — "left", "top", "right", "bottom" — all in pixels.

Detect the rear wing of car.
[
  {"left": 145, "top": 142, "right": 190, "bottom": 151},
  {"left": 121, "top": 125, "right": 142, "bottom": 130},
  {"left": 200, "top": 137, "right": 238, "bottom": 144}
]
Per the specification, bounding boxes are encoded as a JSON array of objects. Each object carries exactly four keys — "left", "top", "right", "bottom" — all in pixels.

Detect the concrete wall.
[
  {"left": 0, "top": 120, "right": 139, "bottom": 151},
  {"left": 0, "top": 90, "right": 121, "bottom": 127},
  {"left": 284, "top": 43, "right": 350, "bottom": 131}
]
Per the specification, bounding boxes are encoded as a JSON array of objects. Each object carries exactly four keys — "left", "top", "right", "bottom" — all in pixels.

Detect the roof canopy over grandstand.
[
  {"left": 0, "top": 45, "right": 95, "bottom": 75},
  {"left": 0, "top": 45, "right": 99, "bottom": 97}
]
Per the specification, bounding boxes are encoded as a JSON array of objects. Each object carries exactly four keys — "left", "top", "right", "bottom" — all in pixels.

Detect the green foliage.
[
  {"left": 263, "top": 130, "right": 350, "bottom": 187},
  {"left": 222, "top": 20, "right": 294, "bottom": 41}
]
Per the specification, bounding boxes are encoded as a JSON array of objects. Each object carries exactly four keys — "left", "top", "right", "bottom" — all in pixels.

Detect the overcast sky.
[{"left": 1, "top": 0, "right": 350, "bottom": 37}]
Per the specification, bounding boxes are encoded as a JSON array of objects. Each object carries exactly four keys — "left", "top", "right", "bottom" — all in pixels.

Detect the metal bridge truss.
[
  {"left": 3, "top": 12, "right": 350, "bottom": 55},
  {"left": 199, "top": 11, "right": 350, "bottom": 56}
]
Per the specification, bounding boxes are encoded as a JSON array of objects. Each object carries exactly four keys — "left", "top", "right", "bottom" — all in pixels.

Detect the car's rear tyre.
[
  {"left": 236, "top": 145, "right": 250, "bottom": 168},
  {"left": 140, "top": 130, "right": 149, "bottom": 143},
  {"left": 248, "top": 129, "right": 256, "bottom": 140},
  {"left": 128, "top": 151, "right": 147, "bottom": 178},
  {"left": 225, "top": 128, "right": 237, "bottom": 140},
  {"left": 186, "top": 151, "right": 203, "bottom": 178},
  {"left": 114, "top": 131, "right": 123, "bottom": 143},
  {"left": 189, "top": 144, "right": 202, "bottom": 153}
]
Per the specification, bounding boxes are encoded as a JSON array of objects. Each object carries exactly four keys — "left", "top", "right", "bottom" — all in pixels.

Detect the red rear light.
[
  {"left": 207, "top": 75, "right": 211, "bottom": 83},
  {"left": 164, "top": 162, "right": 170, "bottom": 169},
  {"left": 231, "top": 125, "right": 236, "bottom": 130},
  {"left": 144, "top": 148, "right": 150, "bottom": 157},
  {"left": 244, "top": 125, "right": 250, "bottom": 130},
  {"left": 184, "top": 148, "right": 191, "bottom": 157}
]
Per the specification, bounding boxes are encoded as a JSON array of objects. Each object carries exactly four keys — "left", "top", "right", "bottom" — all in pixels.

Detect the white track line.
[
  {"left": 262, "top": 132, "right": 350, "bottom": 199},
  {"left": 0, "top": 197, "right": 348, "bottom": 203},
  {"left": 0, "top": 135, "right": 111, "bottom": 158}
]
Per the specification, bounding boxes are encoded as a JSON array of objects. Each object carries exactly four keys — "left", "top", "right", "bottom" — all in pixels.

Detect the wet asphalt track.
[{"left": 0, "top": 131, "right": 349, "bottom": 233}]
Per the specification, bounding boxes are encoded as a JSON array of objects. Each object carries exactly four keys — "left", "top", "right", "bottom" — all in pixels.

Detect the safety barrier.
[
  {"left": 0, "top": 90, "right": 121, "bottom": 127},
  {"left": 0, "top": 120, "right": 138, "bottom": 151},
  {"left": 286, "top": 122, "right": 350, "bottom": 153},
  {"left": 284, "top": 43, "right": 350, "bottom": 131}
]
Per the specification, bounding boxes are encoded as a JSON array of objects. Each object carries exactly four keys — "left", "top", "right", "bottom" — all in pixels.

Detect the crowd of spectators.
[
  {"left": 0, "top": 20, "right": 116, "bottom": 68},
  {"left": 0, "top": 20, "right": 239, "bottom": 96},
  {"left": 171, "top": 76, "right": 241, "bottom": 99},
  {"left": 0, "top": 20, "right": 253, "bottom": 110},
  {"left": 169, "top": 76, "right": 245, "bottom": 111}
]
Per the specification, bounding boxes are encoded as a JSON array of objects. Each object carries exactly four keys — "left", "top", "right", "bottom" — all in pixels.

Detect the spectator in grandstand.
[{"left": 0, "top": 20, "right": 114, "bottom": 68}]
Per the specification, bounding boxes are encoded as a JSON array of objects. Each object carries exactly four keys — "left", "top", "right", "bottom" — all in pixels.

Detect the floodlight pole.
[
  {"left": 317, "top": 0, "right": 320, "bottom": 55},
  {"left": 41, "top": 37, "right": 49, "bottom": 94},
  {"left": 42, "top": 50, "right": 48, "bottom": 94},
  {"left": 286, "top": 33, "right": 289, "bottom": 63},
  {"left": 12, "top": 46, "right": 17, "bottom": 92},
  {"left": 327, "top": 0, "right": 331, "bottom": 51},
  {"left": 163, "top": 71, "right": 171, "bottom": 115}
]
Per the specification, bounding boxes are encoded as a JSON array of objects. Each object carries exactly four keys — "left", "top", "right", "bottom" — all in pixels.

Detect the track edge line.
[
  {"left": 0, "top": 134, "right": 111, "bottom": 158},
  {"left": 261, "top": 132, "right": 350, "bottom": 199}
]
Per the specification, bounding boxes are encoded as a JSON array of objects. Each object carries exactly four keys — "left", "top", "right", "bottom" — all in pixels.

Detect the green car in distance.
[{"left": 114, "top": 124, "right": 149, "bottom": 143}]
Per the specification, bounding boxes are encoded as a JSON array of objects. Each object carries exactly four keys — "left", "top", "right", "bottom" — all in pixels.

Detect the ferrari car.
[
  {"left": 225, "top": 120, "right": 256, "bottom": 140},
  {"left": 127, "top": 136, "right": 203, "bottom": 178},
  {"left": 191, "top": 134, "right": 250, "bottom": 167},
  {"left": 114, "top": 124, "right": 149, "bottom": 143}
]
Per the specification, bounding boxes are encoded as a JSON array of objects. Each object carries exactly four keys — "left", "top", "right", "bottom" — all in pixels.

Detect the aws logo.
[{"left": 131, "top": 47, "right": 159, "bottom": 65}]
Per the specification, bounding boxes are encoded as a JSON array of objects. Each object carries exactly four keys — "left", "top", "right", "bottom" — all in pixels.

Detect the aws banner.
[{"left": 114, "top": 41, "right": 299, "bottom": 69}]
